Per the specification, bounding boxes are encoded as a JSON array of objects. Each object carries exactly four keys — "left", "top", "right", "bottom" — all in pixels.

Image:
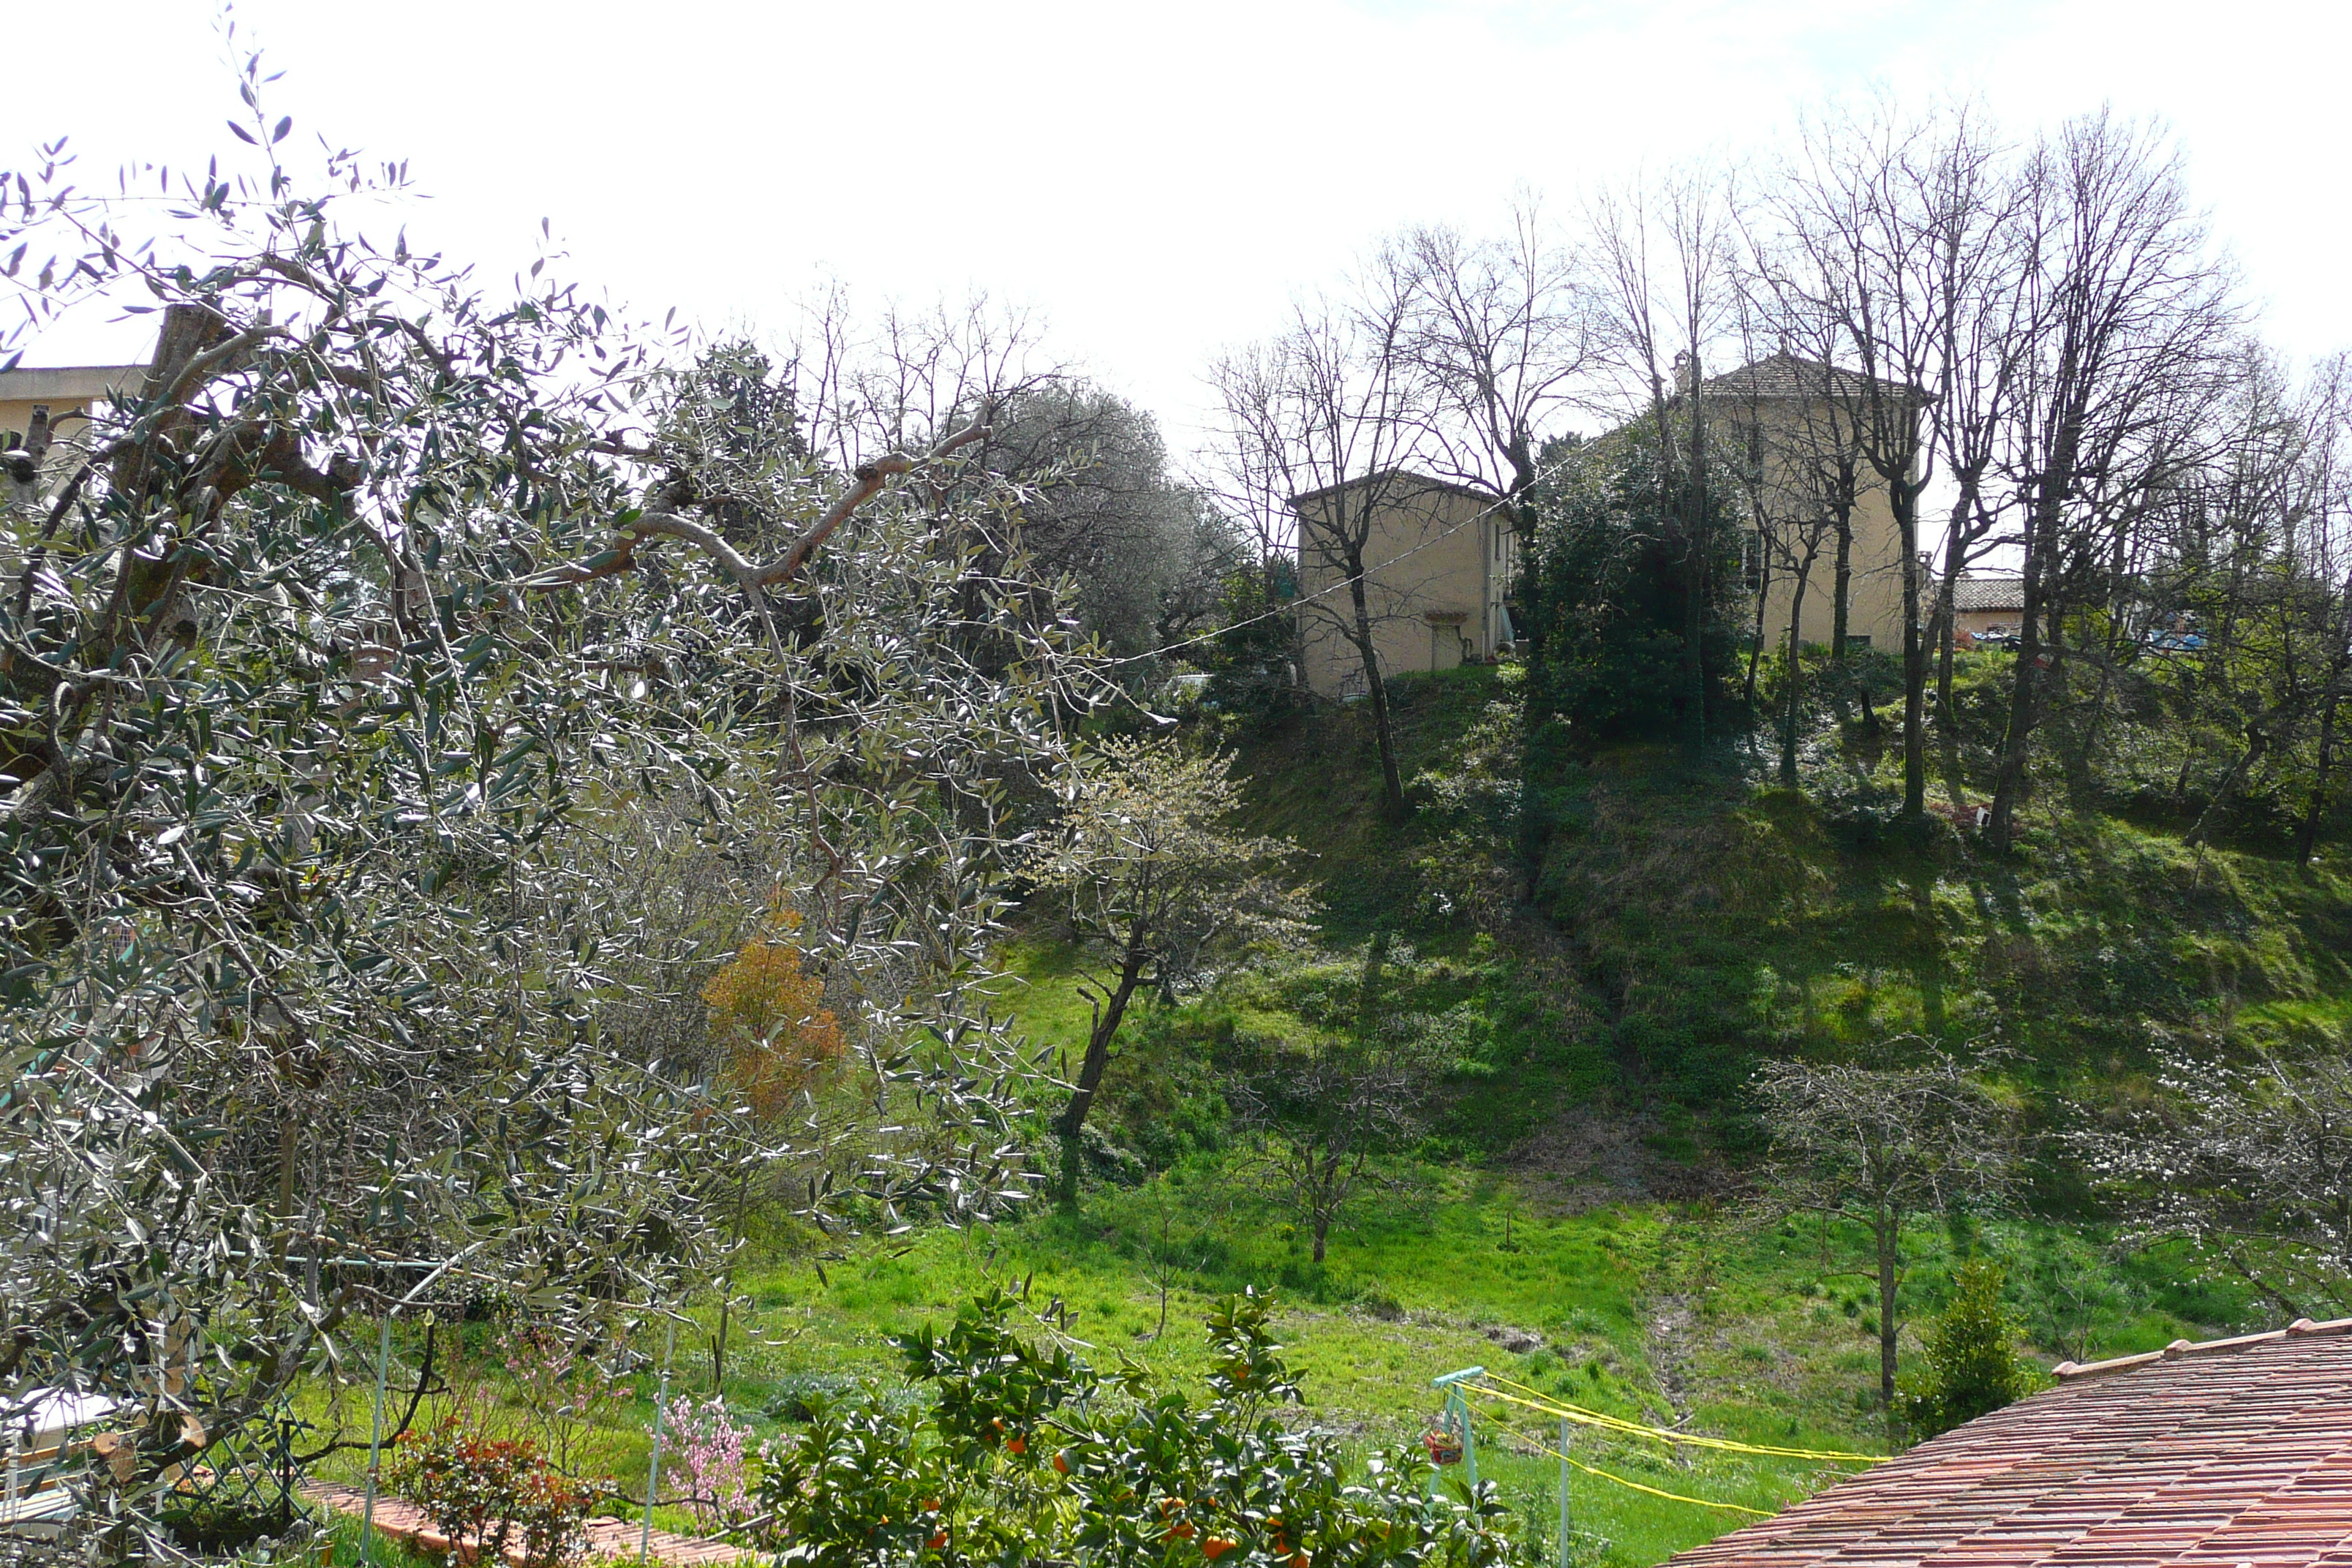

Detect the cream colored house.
[
  {"left": 1702, "top": 354, "right": 1916, "bottom": 655},
  {"left": 1, "top": 362, "right": 148, "bottom": 498},
  {"left": 1290, "top": 470, "right": 1515, "bottom": 699}
]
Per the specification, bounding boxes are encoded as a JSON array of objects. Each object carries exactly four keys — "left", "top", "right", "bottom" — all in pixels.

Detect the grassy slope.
[{"left": 326, "top": 666, "right": 2352, "bottom": 1566}]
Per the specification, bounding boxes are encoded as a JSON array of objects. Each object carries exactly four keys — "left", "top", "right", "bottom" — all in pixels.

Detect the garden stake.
[
  {"left": 361, "top": 1243, "right": 486, "bottom": 1568},
  {"left": 360, "top": 1314, "right": 391, "bottom": 1568},
  {"left": 641, "top": 1320, "right": 676, "bottom": 1567},
  {"left": 1558, "top": 1417, "right": 1570, "bottom": 1568}
]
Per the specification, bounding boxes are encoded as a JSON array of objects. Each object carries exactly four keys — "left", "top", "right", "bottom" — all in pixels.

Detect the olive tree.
[{"left": 1, "top": 72, "right": 1103, "bottom": 1554}]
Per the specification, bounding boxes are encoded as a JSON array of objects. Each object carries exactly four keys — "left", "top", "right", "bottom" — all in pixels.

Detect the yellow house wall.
[
  {"left": 1294, "top": 483, "right": 1504, "bottom": 698},
  {"left": 1736, "top": 399, "right": 1915, "bottom": 654},
  {"left": 1, "top": 366, "right": 147, "bottom": 482}
]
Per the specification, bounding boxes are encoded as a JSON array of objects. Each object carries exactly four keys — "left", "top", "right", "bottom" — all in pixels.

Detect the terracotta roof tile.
[{"left": 1668, "top": 1324, "right": 2352, "bottom": 1568}]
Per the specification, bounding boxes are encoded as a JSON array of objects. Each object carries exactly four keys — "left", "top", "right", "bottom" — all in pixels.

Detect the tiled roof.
[
  {"left": 1286, "top": 469, "right": 1498, "bottom": 510},
  {"left": 1950, "top": 577, "right": 2026, "bottom": 613},
  {"left": 1696, "top": 353, "right": 1922, "bottom": 404},
  {"left": 1666, "top": 1317, "right": 2352, "bottom": 1568}
]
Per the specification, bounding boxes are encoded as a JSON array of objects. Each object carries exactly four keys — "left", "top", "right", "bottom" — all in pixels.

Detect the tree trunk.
[
  {"left": 1831, "top": 513, "right": 1855, "bottom": 662},
  {"left": 1311, "top": 1218, "right": 1328, "bottom": 1265},
  {"left": 1054, "top": 945, "right": 1150, "bottom": 1207},
  {"left": 1933, "top": 497, "right": 1972, "bottom": 734},
  {"left": 1780, "top": 557, "right": 1816, "bottom": 785},
  {"left": 1744, "top": 548, "right": 1771, "bottom": 713},
  {"left": 2298, "top": 682, "right": 2342, "bottom": 869},
  {"left": 1896, "top": 488, "right": 1926, "bottom": 820},
  {"left": 1345, "top": 549, "right": 1408, "bottom": 818},
  {"left": 1686, "top": 382, "right": 1711, "bottom": 758},
  {"left": 1989, "top": 462, "right": 2068, "bottom": 852}
]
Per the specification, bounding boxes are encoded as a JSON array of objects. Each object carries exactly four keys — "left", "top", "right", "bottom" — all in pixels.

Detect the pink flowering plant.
[{"left": 661, "top": 1395, "right": 753, "bottom": 1531}]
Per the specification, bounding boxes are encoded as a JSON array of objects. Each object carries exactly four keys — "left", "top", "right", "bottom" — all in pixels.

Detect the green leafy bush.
[
  {"left": 387, "top": 1420, "right": 595, "bottom": 1568},
  {"left": 750, "top": 1286, "right": 1531, "bottom": 1568},
  {"left": 1901, "top": 1260, "right": 2034, "bottom": 1439}
]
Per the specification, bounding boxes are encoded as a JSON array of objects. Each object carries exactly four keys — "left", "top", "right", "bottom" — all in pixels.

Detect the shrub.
[
  {"left": 1901, "top": 1259, "right": 2034, "bottom": 1439},
  {"left": 388, "top": 1420, "right": 595, "bottom": 1568},
  {"left": 750, "top": 1286, "right": 1531, "bottom": 1568}
]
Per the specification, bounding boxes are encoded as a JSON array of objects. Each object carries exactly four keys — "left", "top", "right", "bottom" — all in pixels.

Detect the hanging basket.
[{"left": 1422, "top": 1428, "right": 1464, "bottom": 1466}]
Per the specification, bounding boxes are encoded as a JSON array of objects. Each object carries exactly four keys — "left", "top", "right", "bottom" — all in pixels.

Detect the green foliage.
[
  {"left": 388, "top": 1420, "right": 597, "bottom": 1568},
  {"left": 1521, "top": 427, "right": 1746, "bottom": 743},
  {"left": 1900, "top": 1261, "right": 2032, "bottom": 1439},
  {"left": 751, "top": 1287, "right": 1532, "bottom": 1568}
]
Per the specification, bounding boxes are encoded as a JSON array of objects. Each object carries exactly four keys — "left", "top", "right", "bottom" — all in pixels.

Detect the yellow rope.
[
  {"left": 1466, "top": 1375, "right": 1885, "bottom": 1464},
  {"left": 1485, "top": 1429, "right": 1773, "bottom": 1518}
]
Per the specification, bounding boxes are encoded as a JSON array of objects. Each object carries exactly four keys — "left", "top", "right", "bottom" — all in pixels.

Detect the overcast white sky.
[{"left": 6, "top": 0, "right": 2346, "bottom": 461}]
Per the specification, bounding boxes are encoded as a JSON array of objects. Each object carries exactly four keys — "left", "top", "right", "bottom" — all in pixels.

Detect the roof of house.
[
  {"left": 1286, "top": 468, "right": 1499, "bottom": 513},
  {"left": 1696, "top": 353, "right": 1924, "bottom": 406},
  {"left": 1950, "top": 576, "right": 2026, "bottom": 613},
  {"left": 1666, "top": 1316, "right": 2352, "bottom": 1568},
  {"left": 0, "top": 363, "right": 148, "bottom": 402}
]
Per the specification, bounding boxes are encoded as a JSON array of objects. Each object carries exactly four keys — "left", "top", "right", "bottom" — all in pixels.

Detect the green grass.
[{"left": 290, "top": 665, "right": 2352, "bottom": 1568}]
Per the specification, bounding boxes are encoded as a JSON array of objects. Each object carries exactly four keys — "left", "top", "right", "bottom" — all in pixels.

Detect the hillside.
[{"left": 687, "top": 662, "right": 2352, "bottom": 1567}]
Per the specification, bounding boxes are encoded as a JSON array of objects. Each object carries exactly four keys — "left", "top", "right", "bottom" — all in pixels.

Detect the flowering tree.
[
  {"left": 1025, "top": 739, "right": 1312, "bottom": 1205},
  {"left": 2075, "top": 1047, "right": 2352, "bottom": 1321}
]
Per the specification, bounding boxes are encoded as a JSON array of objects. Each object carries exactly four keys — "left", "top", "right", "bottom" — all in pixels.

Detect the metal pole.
[
  {"left": 639, "top": 1321, "right": 676, "bottom": 1567},
  {"left": 360, "top": 1315, "right": 391, "bottom": 1567},
  {"left": 1558, "top": 1417, "right": 1570, "bottom": 1568},
  {"left": 1459, "top": 1389, "right": 1477, "bottom": 1493}
]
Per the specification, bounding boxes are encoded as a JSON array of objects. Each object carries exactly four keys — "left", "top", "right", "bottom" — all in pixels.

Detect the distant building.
[
  {"left": 1947, "top": 575, "right": 2027, "bottom": 640},
  {"left": 1285, "top": 355, "right": 1923, "bottom": 701},
  {"left": 1667, "top": 1314, "right": 2352, "bottom": 1568},
  {"left": 1290, "top": 470, "right": 1516, "bottom": 699},
  {"left": 1700, "top": 353, "right": 1918, "bottom": 657},
  {"left": 0, "top": 362, "right": 148, "bottom": 500}
]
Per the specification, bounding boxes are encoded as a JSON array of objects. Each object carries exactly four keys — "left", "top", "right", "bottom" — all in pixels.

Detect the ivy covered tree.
[{"left": 1519, "top": 423, "right": 1746, "bottom": 745}]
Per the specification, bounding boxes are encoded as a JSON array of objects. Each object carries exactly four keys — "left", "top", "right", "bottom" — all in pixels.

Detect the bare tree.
[
  {"left": 1229, "top": 935, "right": 1443, "bottom": 1264},
  {"left": 1207, "top": 271, "right": 1439, "bottom": 817},
  {"left": 1397, "top": 203, "right": 1597, "bottom": 546},
  {"left": 1754, "top": 1046, "right": 2018, "bottom": 1446},
  {"left": 1984, "top": 113, "right": 2238, "bottom": 851}
]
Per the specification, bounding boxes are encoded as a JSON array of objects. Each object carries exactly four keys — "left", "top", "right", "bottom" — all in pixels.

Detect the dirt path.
[{"left": 306, "top": 1483, "right": 754, "bottom": 1567}]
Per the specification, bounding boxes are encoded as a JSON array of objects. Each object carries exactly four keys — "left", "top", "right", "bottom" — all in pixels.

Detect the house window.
[
  {"left": 1740, "top": 531, "right": 1763, "bottom": 595},
  {"left": 1846, "top": 634, "right": 1873, "bottom": 652}
]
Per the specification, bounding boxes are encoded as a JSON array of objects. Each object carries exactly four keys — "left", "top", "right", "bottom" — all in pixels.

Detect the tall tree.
[
  {"left": 1587, "top": 170, "right": 1741, "bottom": 758},
  {"left": 1984, "top": 113, "right": 2236, "bottom": 851},
  {"left": 1396, "top": 205, "right": 1597, "bottom": 559}
]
